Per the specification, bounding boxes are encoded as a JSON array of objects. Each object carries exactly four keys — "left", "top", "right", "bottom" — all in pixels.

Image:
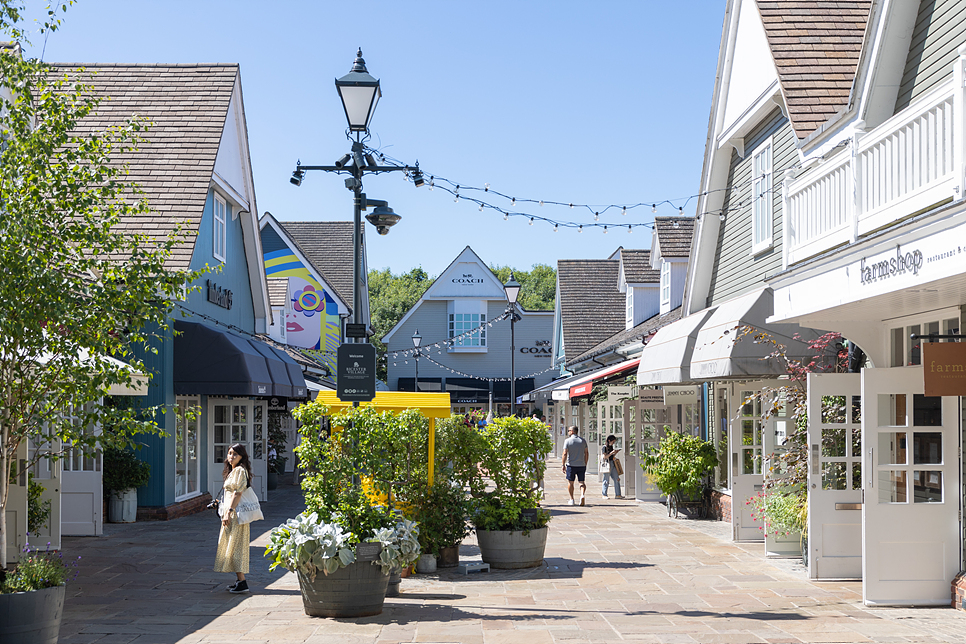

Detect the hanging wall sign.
[
  {"left": 663, "top": 385, "right": 699, "bottom": 405},
  {"left": 206, "top": 279, "right": 233, "bottom": 309},
  {"left": 337, "top": 343, "right": 376, "bottom": 402},
  {"left": 923, "top": 342, "right": 966, "bottom": 396}
]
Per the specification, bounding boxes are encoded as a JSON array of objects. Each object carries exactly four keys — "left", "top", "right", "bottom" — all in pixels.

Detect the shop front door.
[
  {"left": 862, "top": 366, "right": 960, "bottom": 606},
  {"left": 632, "top": 392, "right": 671, "bottom": 502},
  {"left": 730, "top": 382, "right": 781, "bottom": 542},
  {"left": 807, "top": 373, "right": 862, "bottom": 579},
  {"left": 210, "top": 399, "right": 269, "bottom": 502}
]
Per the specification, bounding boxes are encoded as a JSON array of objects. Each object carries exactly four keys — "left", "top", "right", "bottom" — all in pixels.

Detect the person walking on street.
[
  {"left": 215, "top": 443, "right": 252, "bottom": 594},
  {"left": 601, "top": 434, "right": 624, "bottom": 499},
  {"left": 562, "top": 425, "right": 589, "bottom": 506}
]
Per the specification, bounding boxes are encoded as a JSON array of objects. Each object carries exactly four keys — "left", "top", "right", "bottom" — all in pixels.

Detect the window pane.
[
  {"left": 913, "top": 471, "right": 942, "bottom": 503},
  {"left": 742, "top": 420, "right": 755, "bottom": 446},
  {"left": 822, "top": 462, "right": 847, "bottom": 490},
  {"left": 822, "top": 396, "right": 846, "bottom": 423},
  {"left": 878, "top": 432, "right": 907, "bottom": 464},
  {"left": 878, "top": 393, "right": 907, "bottom": 426},
  {"left": 822, "top": 427, "right": 846, "bottom": 457},
  {"left": 891, "top": 327, "right": 904, "bottom": 367},
  {"left": 912, "top": 395, "right": 941, "bottom": 426},
  {"left": 878, "top": 470, "right": 907, "bottom": 503},
  {"left": 907, "top": 325, "right": 921, "bottom": 365},
  {"left": 913, "top": 432, "right": 942, "bottom": 464},
  {"left": 944, "top": 317, "right": 960, "bottom": 340},
  {"left": 851, "top": 462, "right": 861, "bottom": 490},
  {"left": 851, "top": 428, "right": 861, "bottom": 458},
  {"left": 214, "top": 445, "right": 225, "bottom": 464},
  {"left": 215, "top": 405, "right": 227, "bottom": 424},
  {"left": 851, "top": 396, "right": 861, "bottom": 423},
  {"left": 742, "top": 448, "right": 755, "bottom": 474}
]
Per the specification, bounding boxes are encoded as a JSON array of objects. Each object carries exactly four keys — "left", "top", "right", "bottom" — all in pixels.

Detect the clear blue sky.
[{"left": 26, "top": 1, "right": 725, "bottom": 278}]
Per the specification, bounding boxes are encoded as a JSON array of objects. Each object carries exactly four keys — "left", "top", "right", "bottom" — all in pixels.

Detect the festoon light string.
[{"left": 390, "top": 309, "right": 511, "bottom": 361}]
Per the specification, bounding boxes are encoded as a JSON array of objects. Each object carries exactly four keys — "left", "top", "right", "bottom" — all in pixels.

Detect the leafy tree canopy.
[
  {"left": 489, "top": 264, "right": 556, "bottom": 312},
  {"left": 0, "top": 0, "right": 202, "bottom": 567}
]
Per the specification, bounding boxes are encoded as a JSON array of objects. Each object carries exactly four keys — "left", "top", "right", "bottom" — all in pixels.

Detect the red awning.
[{"left": 568, "top": 358, "right": 641, "bottom": 399}]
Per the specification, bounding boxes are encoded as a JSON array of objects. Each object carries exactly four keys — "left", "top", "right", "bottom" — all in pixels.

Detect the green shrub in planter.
[
  {"left": 102, "top": 448, "right": 151, "bottom": 496},
  {"left": 402, "top": 482, "right": 471, "bottom": 556},
  {"left": 640, "top": 428, "right": 717, "bottom": 500}
]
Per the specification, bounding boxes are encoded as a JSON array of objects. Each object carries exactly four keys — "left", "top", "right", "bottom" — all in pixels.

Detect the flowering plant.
[
  {"left": 1, "top": 540, "right": 79, "bottom": 593},
  {"left": 747, "top": 487, "right": 806, "bottom": 537}
]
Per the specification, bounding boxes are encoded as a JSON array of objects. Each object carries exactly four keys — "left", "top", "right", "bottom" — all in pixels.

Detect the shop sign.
[
  {"left": 268, "top": 397, "right": 287, "bottom": 412},
  {"left": 663, "top": 385, "right": 699, "bottom": 405},
  {"left": 337, "top": 343, "right": 376, "bottom": 402},
  {"left": 451, "top": 272, "right": 484, "bottom": 284},
  {"left": 520, "top": 340, "right": 552, "bottom": 357},
  {"left": 206, "top": 279, "right": 233, "bottom": 309},
  {"left": 859, "top": 244, "right": 923, "bottom": 286},
  {"left": 551, "top": 389, "right": 570, "bottom": 400},
  {"left": 923, "top": 342, "right": 966, "bottom": 396},
  {"left": 639, "top": 391, "right": 665, "bottom": 407}
]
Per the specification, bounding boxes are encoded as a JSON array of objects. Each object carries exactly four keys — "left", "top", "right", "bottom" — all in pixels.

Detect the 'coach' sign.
[{"left": 923, "top": 342, "right": 966, "bottom": 396}]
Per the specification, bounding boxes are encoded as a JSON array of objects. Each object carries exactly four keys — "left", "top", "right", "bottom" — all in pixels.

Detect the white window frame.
[
  {"left": 660, "top": 261, "right": 671, "bottom": 306},
  {"left": 887, "top": 308, "right": 962, "bottom": 368},
  {"left": 750, "top": 136, "right": 773, "bottom": 254},
  {"left": 213, "top": 193, "right": 227, "bottom": 262},
  {"left": 625, "top": 288, "right": 634, "bottom": 327},
  {"left": 175, "top": 396, "right": 201, "bottom": 501},
  {"left": 447, "top": 299, "right": 487, "bottom": 353}
]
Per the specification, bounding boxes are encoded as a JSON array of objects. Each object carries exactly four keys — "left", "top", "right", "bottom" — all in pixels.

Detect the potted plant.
[
  {"left": 102, "top": 448, "right": 151, "bottom": 523},
  {"left": 640, "top": 428, "right": 717, "bottom": 518},
  {"left": 281, "top": 401, "right": 426, "bottom": 615},
  {"left": 469, "top": 416, "right": 553, "bottom": 569},
  {"left": 404, "top": 481, "right": 471, "bottom": 571},
  {"left": 0, "top": 541, "right": 78, "bottom": 643},
  {"left": 267, "top": 412, "right": 287, "bottom": 491}
]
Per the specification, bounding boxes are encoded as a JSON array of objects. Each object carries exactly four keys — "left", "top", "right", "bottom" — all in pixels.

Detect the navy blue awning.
[{"left": 174, "top": 321, "right": 307, "bottom": 399}]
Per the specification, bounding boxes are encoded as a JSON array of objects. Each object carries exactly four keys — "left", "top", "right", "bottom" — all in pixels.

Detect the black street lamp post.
[
  {"left": 503, "top": 273, "right": 521, "bottom": 417},
  {"left": 412, "top": 329, "right": 422, "bottom": 393}
]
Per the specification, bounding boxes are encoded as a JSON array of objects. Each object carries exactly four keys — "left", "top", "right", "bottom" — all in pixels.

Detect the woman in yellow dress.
[{"left": 215, "top": 443, "right": 252, "bottom": 593}]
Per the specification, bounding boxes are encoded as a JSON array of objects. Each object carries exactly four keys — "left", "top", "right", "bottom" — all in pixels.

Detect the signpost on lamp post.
[
  {"left": 290, "top": 49, "right": 413, "bottom": 403},
  {"left": 504, "top": 273, "right": 522, "bottom": 417}
]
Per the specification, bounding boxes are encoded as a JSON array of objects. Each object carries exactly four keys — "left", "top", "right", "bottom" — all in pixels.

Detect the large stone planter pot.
[
  {"left": 297, "top": 563, "right": 390, "bottom": 618},
  {"left": 415, "top": 554, "right": 437, "bottom": 573},
  {"left": 438, "top": 545, "right": 460, "bottom": 568},
  {"left": 0, "top": 584, "right": 65, "bottom": 644},
  {"left": 476, "top": 527, "right": 548, "bottom": 569},
  {"left": 108, "top": 488, "right": 137, "bottom": 523}
]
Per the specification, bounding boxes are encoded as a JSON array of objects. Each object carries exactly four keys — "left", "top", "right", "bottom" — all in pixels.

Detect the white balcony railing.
[{"left": 784, "top": 71, "right": 964, "bottom": 266}]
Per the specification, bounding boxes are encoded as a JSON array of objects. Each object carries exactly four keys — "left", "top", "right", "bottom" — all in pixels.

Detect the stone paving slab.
[{"left": 56, "top": 458, "right": 966, "bottom": 643}]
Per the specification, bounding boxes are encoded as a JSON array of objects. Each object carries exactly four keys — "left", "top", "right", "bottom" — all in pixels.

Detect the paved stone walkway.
[{"left": 58, "top": 457, "right": 966, "bottom": 643}]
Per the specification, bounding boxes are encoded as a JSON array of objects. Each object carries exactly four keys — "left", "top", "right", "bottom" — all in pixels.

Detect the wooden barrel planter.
[
  {"left": 296, "top": 543, "right": 390, "bottom": 617},
  {"left": 437, "top": 545, "right": 460, "bottom": 568},
  {"left": 476, "top": 527, "right": 548, "bottom": 569},
  {"left": 0, "top": 584, "right": 65, "bottom": 644}
]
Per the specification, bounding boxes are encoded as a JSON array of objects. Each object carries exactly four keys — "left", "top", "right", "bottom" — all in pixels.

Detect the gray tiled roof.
[
  {"left": 277, "top": 221, "right": 355, "bottom": 306},
  {"left": 267, "top": 278, "right": 288, "bottom": 309},
  {"left": 654, "top": 217, "right": 695, "bottom": 258},
  {"left": 569, "top": 306, "right": 683, "bottom": 366},
  {"left": 49, "top": 63, "right": 239, "bottom": 271},
  {"left": 756, "top": 0, "right": 871, "bottom": 139},
  {"left": 621, "top": 249, "right": 659, "bottom": 284},
  {"left": 557, "top": 259, "right": 625, "bottom": 365}
]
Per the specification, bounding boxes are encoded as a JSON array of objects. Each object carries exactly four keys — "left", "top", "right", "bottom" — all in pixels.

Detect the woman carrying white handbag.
[
  {"left": 214, "top": 443, "right": 263, "bottom": 594},
  {"left": 600, "top": 434, "right": 624, "bottom": 499}
]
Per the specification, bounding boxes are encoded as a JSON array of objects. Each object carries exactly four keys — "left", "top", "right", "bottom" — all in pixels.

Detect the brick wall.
[
  {"left": 709, "top": 490, "right": 732, "bottom": 523},
  {"left": 137, "top": 492, "right": 213, "bottom": 521},
  {"left": 952, "top": 571, "right": 966, "bottom": 609}
]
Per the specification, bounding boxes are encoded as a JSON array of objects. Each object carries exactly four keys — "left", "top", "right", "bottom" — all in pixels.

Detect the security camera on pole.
[{"left": 290, "top": 49, "right": 415, "bottom": 404}]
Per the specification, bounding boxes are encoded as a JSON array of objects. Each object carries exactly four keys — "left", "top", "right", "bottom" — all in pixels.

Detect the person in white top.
[{"left": 561, "top": 425, "right": 590, "bottom": 506}]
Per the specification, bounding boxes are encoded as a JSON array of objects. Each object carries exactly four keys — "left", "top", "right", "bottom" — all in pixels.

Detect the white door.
[
  {"left": 634, "top": 396, "right": 671, "bottom": 502},
  {"left": 763, "top": 390, "right": 799, "bottom": 557},
  {"left": 807, "top": 373, "right": 862, "bottom": 578},
  {"left": 730, "top": 382, "right": 780, "bottom": 542},
  {"left": 28, "top": 432, "right": 62, "bottom": 550},
  {"left": 5, "top": 442, "right": 28, "bottom": 561},
  {"left": 596, "top": 387, "right": 632, "bottom": 484},
  {"left": 210, "top": 399, "right": 268, "bottom": 502},
  {"left": 862, "top": 366, "right": 960, "bottom": 606},
  {"left": 61, "top": 410, "right": 103, "bottom": 536}
]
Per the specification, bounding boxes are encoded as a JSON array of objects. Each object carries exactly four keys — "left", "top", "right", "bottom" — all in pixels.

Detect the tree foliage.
[
  {"left": 368, "top": 267, "right": 432, "bottom": 380},
  {"left": 0, "top": 2, "right": 201, "bottom": 567},
  {"left": 489, "top": 264, "right": 556, "bottom": 311}
]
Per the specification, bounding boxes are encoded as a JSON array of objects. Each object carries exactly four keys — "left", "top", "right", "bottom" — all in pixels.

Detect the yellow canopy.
[{"left": 312, "top": 391, "right": 452, "bottom": 485}]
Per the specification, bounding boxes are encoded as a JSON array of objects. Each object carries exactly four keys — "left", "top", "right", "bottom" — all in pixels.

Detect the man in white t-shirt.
[{"left": 561, "top": 425, "right": 590, "bottom": 506}]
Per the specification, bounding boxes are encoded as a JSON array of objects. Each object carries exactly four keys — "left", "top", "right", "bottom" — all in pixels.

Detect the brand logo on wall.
[
  {"left": 451, "top": 272, "right": 483, "bottom": 284},
  {"left": 859, "top": 244, "right": 923, "bottom": 285},
  {"left": 206, "top": 280, "right": 233, "bottom": 309}
]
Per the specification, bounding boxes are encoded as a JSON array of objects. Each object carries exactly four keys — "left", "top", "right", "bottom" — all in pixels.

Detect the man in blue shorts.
[{"left": 562, "top": 425, "right": 589, "bottom": 506}]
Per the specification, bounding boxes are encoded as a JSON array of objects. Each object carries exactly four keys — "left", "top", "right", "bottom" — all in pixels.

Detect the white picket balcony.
[{"left": 784, "top": 73, "right": 965, "bottom": 267}]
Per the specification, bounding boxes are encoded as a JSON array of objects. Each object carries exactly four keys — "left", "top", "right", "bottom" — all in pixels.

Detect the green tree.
[
  {"left": 0, "top": 3, "right": 202, "bottom": 567},
  {"left": 489, "top": 264, "right": 556, "bottom": 311},
  {"left": 368, "top": 267, "right": 433, "bottom": 380}
]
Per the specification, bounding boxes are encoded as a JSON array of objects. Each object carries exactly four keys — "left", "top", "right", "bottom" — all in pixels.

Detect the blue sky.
[{"left": 27, "top": 1, "right": 725, "bottom": 277}]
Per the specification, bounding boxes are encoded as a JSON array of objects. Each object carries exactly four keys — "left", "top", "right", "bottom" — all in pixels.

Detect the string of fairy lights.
[
  {"left": 364, "top": 146, "right": 771, "bottom": 233},
  {"left": 389, "top": 309, "right": 512, "bottom": 361},
  {"left": 415, "top": 353, "right": 557, "bottom": 383}
]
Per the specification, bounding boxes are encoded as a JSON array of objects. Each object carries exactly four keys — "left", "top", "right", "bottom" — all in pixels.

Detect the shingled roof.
[
  {"left": 756, "top": 1, "right": 872, "bottom": 139},
  {"left": 621, "top": 249, "right": 660, "bottom": 284},
  {"left": 653, "top": 217, "right": 695, "bottom": 258},
  {"left": 277, "top": 222, "right": 355, "bottom": 307},
  {"left": 557, "top": 259, "right": 625, "bottom": 365},
  {"left": 570, "top": 306, "right": 683, "bottom": 366},
  {"left": 49, "top": 63, "right": 239, "bottom": 270}
]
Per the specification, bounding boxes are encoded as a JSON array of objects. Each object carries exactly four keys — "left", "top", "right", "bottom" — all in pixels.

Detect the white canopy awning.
[
  {"left": 636, "top": 308, "right": 717, "bottom": 386},
  {"left": 690, "top": 288, "right": 823, "bottom": 380}
]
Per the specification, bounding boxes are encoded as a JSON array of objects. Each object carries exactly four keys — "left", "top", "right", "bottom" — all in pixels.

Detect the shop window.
[
  {"left": 660, "top": 261, "right": 671, "bottom": 306},
  {"left": 447, "top": 300, "right": 486, "bottom": 351},
  {"left": 751, "top": 138, "right": 773, "bottom": 253},
  {"left": 213, "top": 194, "right": 227, "bottom": 262},
  {"left": 889, "top": 313, "right": 961, "bottom": 367},
  {"left": 176, "top": 397, "right": 200, "bottom": 500}
]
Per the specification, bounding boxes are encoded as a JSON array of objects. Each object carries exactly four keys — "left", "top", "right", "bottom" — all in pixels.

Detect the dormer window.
[
  {"left": 660, "top": 261, "right": 671, "bottom": 306},
  {"left": 213, "top": 193, "right": 227, "bottom": 262},
  {"left": 626, "top": 289, "right": 634, "bottom": 327}
]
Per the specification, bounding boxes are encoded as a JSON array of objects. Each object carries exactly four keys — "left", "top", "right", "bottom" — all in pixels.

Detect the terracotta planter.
[
  {"left": 476, "top": 527, "right": 548, "bottom": 569},
  {"left": 0, "top": 584, "right": 65, "bottom": 644},
  {"left": 438, "top": 545, "right": 460, "bottom": 568}
]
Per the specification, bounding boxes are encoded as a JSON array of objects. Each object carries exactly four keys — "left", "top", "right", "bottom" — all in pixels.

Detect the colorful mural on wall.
[{"left": 263, "top": 248, "right": 341, "bottom": 371}]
